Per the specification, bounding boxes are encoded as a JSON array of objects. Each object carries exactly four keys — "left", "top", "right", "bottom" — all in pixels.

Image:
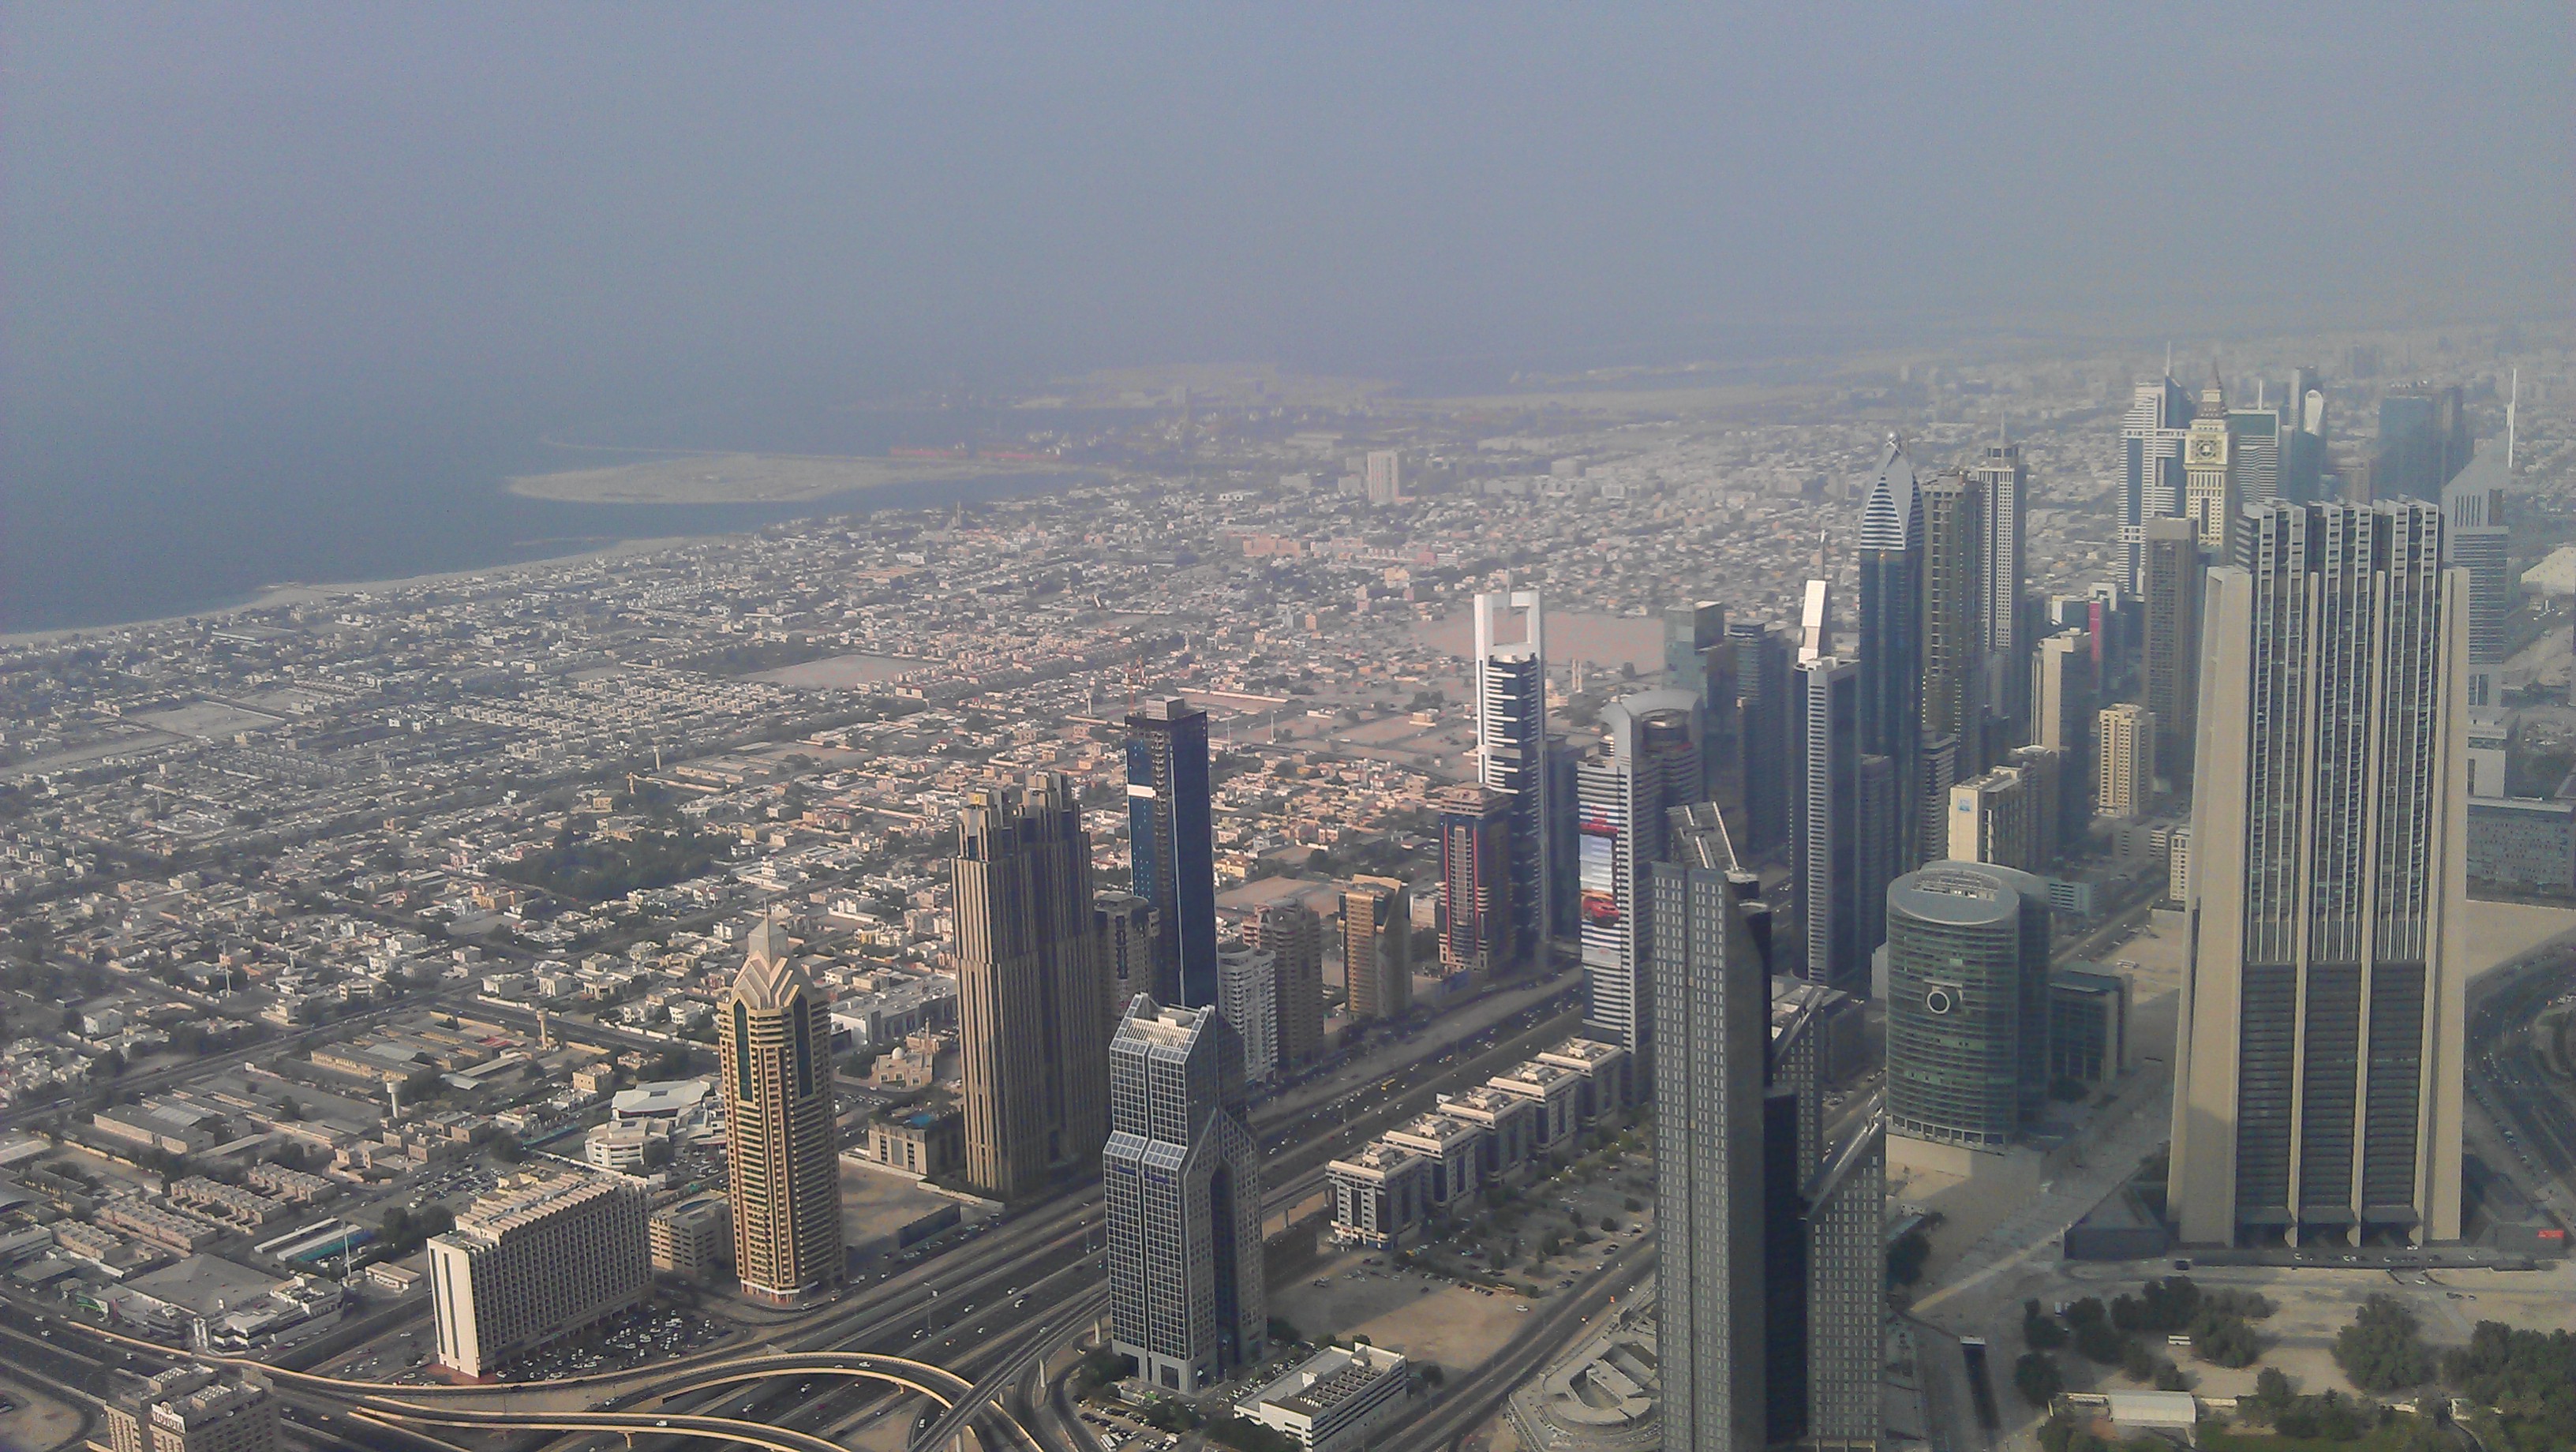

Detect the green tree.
[
  {"left": 2333, "top": 1294, "right": 2432, "bottom": 1391},
  {"left": 2023, "top": 1299, "right": 2067, "bottom": 1350},
  {"left": 2013, "top": 1350, "right": 2064, "bottom": 1408}
]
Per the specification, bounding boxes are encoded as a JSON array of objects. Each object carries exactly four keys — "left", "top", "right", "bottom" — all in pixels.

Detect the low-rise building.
[
  {"left": 1239, "top": 1345, "right": 1410, "bottom": 1452},
  {"left": 2468, "top": 796, "right": 2576, "bottom": 894},
  {"left": 106, "top": 1365, "right": 279, "bottom": 1452},
  {"left": 861, "top": 1103, "right": 964, "bottom": 1181},
  {"left": 1325, "top": 1143, "right": 1428, "bottom": 1250},
  {"left": 647, "top": 1195, "right": 732, "bottom": 1280}
]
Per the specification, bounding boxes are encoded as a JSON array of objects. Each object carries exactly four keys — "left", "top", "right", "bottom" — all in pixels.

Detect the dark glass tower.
[
  {"left": 1126, "top": 697, "right": 1218, "bottom": 1007},
  {"left": 1856, "top": 436, "right": 1924, "bottom": 872}
]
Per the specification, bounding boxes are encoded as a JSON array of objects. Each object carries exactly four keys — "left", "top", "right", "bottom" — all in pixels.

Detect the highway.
[
  {"left": 2462, "top": 935, "right": 2576, "bottom": 1226},
  {"left": 1, "top": 964, "right": 1608, "bottom": 1452}
]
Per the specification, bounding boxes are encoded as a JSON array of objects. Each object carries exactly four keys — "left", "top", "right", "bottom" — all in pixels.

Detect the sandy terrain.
[
  {"left": 1270, "top": 1248, "right": 1531, "bottom": 1379},
  {"left": 750, "top": 654, "right": 923, "bottom": 689},
  {"left": 0, "top": 1373, "right": 84, "bottom": 1452},
  {"left": 1411, "top": 610, "right": 1668, "bottom": 675},
  {"left": 507, "top": 452, "right": 1066, "bottom": 505}
]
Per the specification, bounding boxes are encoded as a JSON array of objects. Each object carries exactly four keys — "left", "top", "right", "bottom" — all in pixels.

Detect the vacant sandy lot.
[
  {"left": 1411, "top": 610, "right": 1667, "bottom": 675},
  {"left": 1270, "top": 1249, "right": 1530, "bottom": 1377},
  {"left": 0, "top": 1372, "right": 84, "bottom": 1452}
]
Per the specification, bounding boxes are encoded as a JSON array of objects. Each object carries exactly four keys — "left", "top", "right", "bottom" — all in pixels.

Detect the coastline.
[
  {"left": 0, "top": 537, "right": 702, "bottom": 649},
  {"left": 506, "top": 451, "right": 1087, "bottom": 505}
]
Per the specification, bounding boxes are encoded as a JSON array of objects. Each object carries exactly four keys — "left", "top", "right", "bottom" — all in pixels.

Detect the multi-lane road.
[
  {"left": 4, "top": 970, "right": 1614, "bottom": 1452},
  {"left": 2463, "top": 937, "right": 2576, "bottom": 1225}
]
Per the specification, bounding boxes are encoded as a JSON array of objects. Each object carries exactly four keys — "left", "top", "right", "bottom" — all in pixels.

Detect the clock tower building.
[{"left": 2183, "top": 366, "right": 2237, "bottom": 559}]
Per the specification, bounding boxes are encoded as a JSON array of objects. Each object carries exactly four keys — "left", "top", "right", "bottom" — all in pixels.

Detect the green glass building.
[{"left": 1884, "top": 863, "right": 2050, "bottom": 1149}]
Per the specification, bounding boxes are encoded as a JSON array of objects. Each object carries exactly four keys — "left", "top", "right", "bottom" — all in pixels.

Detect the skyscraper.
[
  {"left": 1653, "top": 806, "right": 1772, "bottom": 1452},
  {"left": 1546, "top": 733, "right": 1593, "bottom": 944},
  {"left": 2442, "top": 451, "right": 2510, "bottom": 708},
  {"left": 1884, "top": 863, "right": 2051, "bottom": 1154},
  {"left": 1729, "top": 622, "right": 1793, "bottom": 854},
  {"left": 1364, "top": 449, "right": 1403, "bottom": 505},
  {"left": 1947, "top": 768, "right": 2034, "bottom": 873},
  {"left": 952, "top": 775, "right": 1110, "bottom": 1201},
  {"left": 1919, "top": 471, "right": 1989, "bottom": 782},
  {"left": 2184, "top": 368, "right": 2239, "bottom": 560},
  {"left": 721, "top": 920, "right": 843, "bottom": 1304},
  {"left": 2170, "top": 500, "right": 2467, "bottom": 1248},
  {"left": 1246, "top": 902, "right": 1324, "bottom": 1069},
  {"left": 1657, "top": 805, "right": 1884, "bottom": 1452},
  {"left": 1974, "top": 436, "right": 2030, "bottom": 742},
  {"left": 1104, "top": 997, "right": 1266, "bottom": 1392},
  {"left": 2374, "top": 386, "right": 2471, "bottom": 503},
  {"left": 2096, "top": 703, "right": 2155, "bottom": 820},
  {"left": 1856, "top": 436, "right": 1925, "bottom": 871},
  {"left": 1432, "top": 782, "right": 1515, "bottom": 977},
  {"left": 2140, "top": 517, "right": 2205, "bottom": 784},
  {"left": 1475, "top": 590, "right": 1552, "bottom": 949},
  {"left": 1095, "top": 892, "right": 1159, "bottom": 1023},
  {"left": 1801, "top": 1110, "right": 1888, "bottom": 1446},
  {"left": 1577, "top": 690, "right": 1702, "bottom": 1055},
  {"left": 1128, "top": 698, "right": 1218, "bottom": 1007},
  {"left": 2229, "top": 402, "right": 2282, "bottom": 503},
  {"left": 2033, "top": 631, "right": 2097, "bottom": 834},
  {"left": 2120, "top": 373, "right": 2195, "bottom": 593},
  {"left": 1791, "top": 657, "right": 1864, "bottom": 995},
  {"left": 1341, "top": 877, "right": 1412, "bottom": 1023},
  {"left": 1216, "top": 937, "right": 1279, "bottom": 1086}
]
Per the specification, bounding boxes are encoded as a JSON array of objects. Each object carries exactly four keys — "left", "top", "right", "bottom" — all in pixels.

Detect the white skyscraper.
[
  {"left": 2119, "top": 373, "right": 2194, "bottom": 593},
  {"left": 1215, "top": 937, "right": 1279, "bottom": 1086}
]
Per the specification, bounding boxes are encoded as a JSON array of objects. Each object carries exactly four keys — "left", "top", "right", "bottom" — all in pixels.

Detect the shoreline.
[
  {"left": 505, "top": 451, "right": 1095, "bottom": 506},
  {"left": 0, "top": 537, "right": 704, "bottom": 649}
]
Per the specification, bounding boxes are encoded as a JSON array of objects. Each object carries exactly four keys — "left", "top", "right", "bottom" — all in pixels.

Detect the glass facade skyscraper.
[{"left": 1126, "top": 697, "right": 1218, "bottom": 1007}]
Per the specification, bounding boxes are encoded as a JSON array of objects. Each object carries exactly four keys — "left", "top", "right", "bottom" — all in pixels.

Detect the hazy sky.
[{"left": 6, "top": 4, "right": 2571, "bottom": 424}]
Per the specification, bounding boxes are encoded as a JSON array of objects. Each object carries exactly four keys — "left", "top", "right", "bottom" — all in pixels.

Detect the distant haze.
[
  {"left": 8, "top": 5, "right": 2570, "bottom": 423},
  {"left": 2, "top": 6, "right": 2569, "bottom": 628}
]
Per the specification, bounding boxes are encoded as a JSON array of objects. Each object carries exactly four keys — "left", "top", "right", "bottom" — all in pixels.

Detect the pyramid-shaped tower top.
[
  {"left": 732, "top": 914, "right": 808, "bottom": 1011},
  {"left": 1857, "top": 432, "right": 1921, "bottom": 552},
  {"left": 2196, "top": 360, "right": 2227, "bottom": 421}
]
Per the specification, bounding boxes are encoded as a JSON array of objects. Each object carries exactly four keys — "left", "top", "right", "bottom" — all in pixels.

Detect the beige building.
[
  {"left": 1245, "top": 902, "right": 1324, "bottom": 1068},
  {"left": 425, "top": 1169, "right": 650, "bottom": 1379},
  {"left": 2140, "top": 517, "right": 2204, "bottom": 780},
  {"left": 648, "top": 1195, "right": 732, "bottom": 1279},
  {"left": 2096, "top": 702, "right": 2155, "bottom": 819},
  {"left": 2170, "top": 502, "right": 2467, "bottom": 1248},
  {"left": 950, "top": 776, "right": 1110, "bottom": 1202},
  {"left": 1340, "top": 876, "right": 1412, "bottom": 1022},
  {"left": 107, "top": 1367, "right": 279, "bottom": 1452},
  {"left": 720, "top": 919, "right": 844, "bottom": 1304}
]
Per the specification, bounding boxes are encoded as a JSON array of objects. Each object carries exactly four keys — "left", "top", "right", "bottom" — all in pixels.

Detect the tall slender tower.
[
  {"left": 1341, "top": 877, "right": 1412, "bottom": 1023},
  {"left": 2033, "top": 631, "right": 2098, "bottom": 835},
  {"left": 1791, "top": 657, "right": 1864, "bottom": 995},
  {"left": 2120, "top": 372, "right": 2195, "bottom": 592},
  {"left": 951, "top": 774, "right": 1109, "bottom": 1201},
  {"left": 1127, "top": 698, "right": 1218, "bottom": 1006},
  {"left": 1728, "top": 623, "right": 1793, "bottom": 853},
  {"left": 1432, "top": 782, "right": 1515, "bottom": 978},
  {"left": 720, "top": 920, "right": 842, "bottom": 1304},
  {"left": 1577, "top": 690, "right": 1702, "bottom": 1056},
  {"left": 1919, "top": 470, "right": 1989, "bottom": 784},
  {"left": 1653, "top": 806, "right": 1771, "bottom": 1452},
  {"left": 2183, "top": 366, "right": 2238, "bottom": 559},
  {"left": 1103, "top": 997, "right": 1265, "bottom": 1392},
  {"left": 1974, "top": 435, "right": 2030, "bottom": 743},
  {"left": 2441, "top": 451, "right": 2511, "bottom": 709},
  {"left": 1856, "top": 436, "right": 1926, "bottom": 872},
  {"left": 1245, "top": 903, "right": 1324, "bottom": 1069},
  {"left": 2141, "top": 518, "right": 2205, "bottom": 784},
  {"left": 2170, "top": 500, "right": 2466, "bottom": 1248},
  {"left": 1474, "top": 591, "right": 1552, "bottom": 949}
]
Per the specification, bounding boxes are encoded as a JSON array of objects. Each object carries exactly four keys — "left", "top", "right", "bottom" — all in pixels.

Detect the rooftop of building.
[
  {"left": 120, "top": 1255, "right": 291, "bottom": 1319},
  {"left": 1244, "top": 1344, "right": 1407, "bottom": 1417},
  {"left": 447, "top": 1169, "right": 631, "bottom": 1242}
]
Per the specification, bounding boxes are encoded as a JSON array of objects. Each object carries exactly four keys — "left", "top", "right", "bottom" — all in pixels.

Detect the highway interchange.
[{"left": 1, "top": 968, "right": 1638, "bottom": 1452}]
